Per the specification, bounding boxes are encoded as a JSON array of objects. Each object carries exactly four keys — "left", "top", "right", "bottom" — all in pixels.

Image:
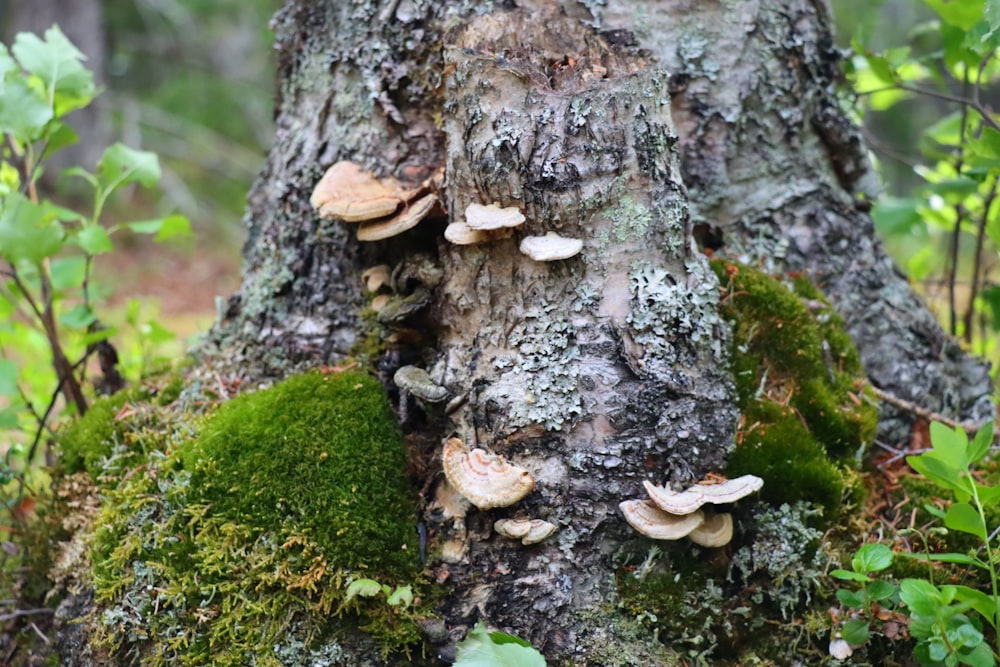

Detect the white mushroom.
[
  {"left": 494, "top": 518, "right": 558, "bottom": 545},
  {"left": 444, "top": 221, "right": 492, "bottom": 246},
  {"left": 393, "top": 366, "right": 448, "bottom": 402},
  {"left": 357, "top": 193, "right": 438, "bottom": 241},
  {"left": 619, "top": 499, "right": 705, "bottom": 540},
  {"left": 361, "top": 265, "right": 392, "bottom": 293},
  {"left": 642, "top": 475, "right": 763, "bottom": 515},
  {"left": 686, "top": 512, "right": 733, "bottom": 548},
  {"left": 311, "top": 161, "right": 418, "bottom": 222},
  {"left": 465, "top": 203, "right": 526, "bottom": 230},
  {"left": 442, "top": 438, "right": 534, "bottom": 510},
  {"left": 519, "top": 232, "right": 584, "bottom": 261}
]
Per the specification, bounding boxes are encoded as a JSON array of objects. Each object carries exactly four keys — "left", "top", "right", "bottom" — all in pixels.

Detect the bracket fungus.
[
  {"left": 393, "top": 365, "right": 448, "bottom": 403},
  {"left": 442, "top": 437, "right": 534, "bottom": 510},
  {"left": 464, "top": 203, "right": 526, "bottom": 231},
  {"left": 621, "top": 474, "right": 763, "bottom": 547},
  {"left": 310, "top": 161, "right": 440, "bottom": 241},
  {"left": 686, "top": 511, "right": 734, "bottom": 548},
  {"left": 519, "top": 232, "right": 584, "bottom": 261},
  {"left": 494, "top": 518, "right": 558, "bottom": 545},
  {"left": 642, "top": 475, "right": 763, "bottom": 515},
  {"left": 619, "top": 500, "right": 706, "bottom": 540}
]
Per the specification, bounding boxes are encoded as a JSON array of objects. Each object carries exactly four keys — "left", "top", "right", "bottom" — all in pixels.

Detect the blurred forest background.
[{"left": 0, "top": 0, "right": 990, "bottom": 365}]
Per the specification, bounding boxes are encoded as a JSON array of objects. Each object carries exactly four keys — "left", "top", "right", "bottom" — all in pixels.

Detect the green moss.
[
  {"left": 181, "top": 370, "right": 417, "bottom": 574},
  {"left": 711, "top": 259, "right": 877, "bottom": 521},
  {"left": 90, "top": 370, "right": 427, "bottom": 665},
  {"left": 58, "top": 385, "right": 151, "bottom": 477}
]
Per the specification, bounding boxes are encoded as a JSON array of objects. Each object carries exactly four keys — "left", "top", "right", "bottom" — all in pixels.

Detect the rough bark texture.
[
  {"left": 587, "top": 0, "right": 993, "bottom": 443},
  {"left": 200, "top": 0, "right": 994, "bottom": 664}
]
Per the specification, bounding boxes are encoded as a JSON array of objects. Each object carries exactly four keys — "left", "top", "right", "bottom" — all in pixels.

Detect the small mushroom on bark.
[
  {"left": 642, "top": 475, "right": 763, "bottom": 515},
  {"left": 357, "top": 193, "right": 439, "bottom": 241},
  {"left": 619, "top": 499, "right": 705, "bottom": 540},
  {"left": 311, "top": 161, "right": 418, "bottom": 222},
  {"left": 686, "top": 512, "right": 733, "bottom": 548},
  {"left": 519, "top": 232, "right": 584, "bottom": 261},
  {"left": 444, "top": 221, "right": 492, "bottom": 246},
  {"left": 464, "top": 203, "right": 526, "bottom": 230},
  {"left": 494, "top": 518, "right": 557, "bottom": 545},
  {"left": 393, "top": 365, "right": 448, "bottom": 403},
  {"left": 442, "top": 437, "right": 534, "bottom": 510}
]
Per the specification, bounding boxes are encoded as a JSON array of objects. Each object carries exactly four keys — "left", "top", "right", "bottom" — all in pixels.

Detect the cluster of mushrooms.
[
  {"left": 311, "top": 161, "right": 763, "bottom": 553},
  {"left": 441, "top": 437, "right": 557, "bottom": 545},
  {"left": 620, "top": 475, "right": 763, "bottom": 547},
  {"left": 310, "top": 161, "right": 584, "bottom": 261}
]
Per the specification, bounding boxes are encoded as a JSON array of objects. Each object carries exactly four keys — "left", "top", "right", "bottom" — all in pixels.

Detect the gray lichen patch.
[{"left": 625, "top": 257, "right": 727, "bottom": 374}]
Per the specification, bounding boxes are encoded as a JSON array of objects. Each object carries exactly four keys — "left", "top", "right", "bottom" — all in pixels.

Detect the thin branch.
[
  {"left": 0, "top": 608, "right": 53, "bottom": 622},
  {"left": 892, "top": 84, "right": 1000, "bottom": 134},
  {"left": 870, "top": 386, "right": 990, "bottom": 435},
  {"left": 965, "top": 176, "right": 999, "bottom": 342}
]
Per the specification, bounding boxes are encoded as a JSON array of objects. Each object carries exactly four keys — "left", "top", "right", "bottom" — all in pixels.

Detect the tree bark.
[{"left": 205, "top": 0, "right": 992, "bottom": 664}]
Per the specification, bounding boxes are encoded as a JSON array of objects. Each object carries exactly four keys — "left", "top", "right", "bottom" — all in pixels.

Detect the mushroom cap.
[
  {"left": 619, "top": 499, "right": 705, "bottom": 540},
  {"left": 311, "top": 161, "right": 413, "bottom": 222},
  {"left": 465, "top": 203, "right": 526, "bottom": 231},
  {"left": 686, "top": 512, "right": 734, "bottom": 547},
  {"left": 393, "top": 365, "right": 448, "bottom": 402},
  {"left": 643, "top": 474, "right": 763, "bottom": 514},
  {"left": 357, "top": 193, "right": 438, "bottom": 241},
  {"left": 519, "top": 232, "right": 584, "bottom": 261},
  {"left": 361, "top": 264, "right": 392, "bottom": 293},
  {"left": 444, "top": 221, "right": 492, "bottom": 245},
  {"left": 520, "top": 519, "right": 557, "bottom": 545},
  {"left": 494, "top": 518, "right": 557, "bottom": 545},
  {"left": 442, "top": 438, "right": 534, "bottom": 510},
  {"left": 494, "top": 518, "right": 533, "bottom": 539}
]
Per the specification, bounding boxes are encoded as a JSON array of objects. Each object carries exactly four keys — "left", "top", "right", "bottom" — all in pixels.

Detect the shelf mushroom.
[
  {"left": 519, "top": 232, "right": 584, "bottom": 261},
  {"left": 494, "top": 518, "right": 558, "bottom": 545},
  {"left": 442, "top": 437, "right": 534, "bottom": 510},
  {"left": 620, "top": 474, "right": 763, "bottom": 547},
  {"left": 445, "top": 203, "right": 526, "bottom": 246},
  {"left": 310, "top": 161, "right": 440, "bottom": 241}
]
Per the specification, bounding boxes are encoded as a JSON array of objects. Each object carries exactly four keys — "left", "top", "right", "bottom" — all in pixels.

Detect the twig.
[
  {"left": 870, "top": 385, "right": 989, "bottom": 434},
  {"left": 0, "top": 608, "right": 52, "bottom": 622}
]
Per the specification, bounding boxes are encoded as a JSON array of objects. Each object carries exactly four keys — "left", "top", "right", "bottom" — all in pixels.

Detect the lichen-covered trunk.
[{"left": 209, "top": 0, "right": 990, "bottom": 663}]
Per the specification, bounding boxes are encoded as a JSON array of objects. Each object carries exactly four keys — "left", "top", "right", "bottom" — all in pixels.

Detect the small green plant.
[
  {"left": 847, "top": 1, "right": 1000, "bottom": 370},
  {"left": 0, "top": 25, "right": 188, "bottom": 505},
  {"left": 833, "top": 421, "right": 1000, "bottom": 666},
  {"left": 453, "top": 622, "right": 547, "bottom": 667}
]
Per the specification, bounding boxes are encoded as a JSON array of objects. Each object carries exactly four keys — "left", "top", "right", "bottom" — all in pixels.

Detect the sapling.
[{"left": 832, "top": 422, "right": 1000, "bottom": 667}]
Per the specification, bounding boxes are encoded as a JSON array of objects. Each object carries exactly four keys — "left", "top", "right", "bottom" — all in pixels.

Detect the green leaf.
[
  {"left": 945, "top": 503, "right": 987, "bottom": 540},
  {"left": 900, "top": 578, "right": 946, "bottom": 616},
  {"left": 924, "top": 178, "right": 981, "bottom": 204},
  {"left": 140, "top": 320, "right": 176, "bottom": 345},
  {"left": 868, "top": 580, "right": 898, "bottom": 601},
  {"left": 947, "top": 586, "right": 1000, "bottom": 630},
  {"left": 453, "top": 623, "right": 547, "bottom": 667},
  {"left": 385, "top": 585, "right": 413, "bottom": 608},
  {"left": 124, "top": 214, "right": 192, "bottom": 242},
  {"left": 0, "top": 76, "right": 53, "bottom": 140},
  {"left": 0, "top": 44, "right": 15, "bottom": 79},
  {"left": 0, "top": 359, "right": 17, "bottom": 396},
  {"left": 75, "top": 225, "right": 113, "bottom": 255},
  {"left": 344, "top": 578, "right": 384, "bottom": 602},
  {"left": 98, "top": 143, "right": 161, "bottom": 190},
  {"left": 42, "top": 120, "right": 79, "bottom": 160},
  {"left": 836, "top": 588, "right": 868, "bottom": 608},
  {"left": 958, "top": 640, "right": 995, "bottom": 667},
  {"left": 49, "top": 256, "right": 87, "bottom": 290},
  {"left": 0, "top": 406, "right": 20, "bottom": 429},
  {"left": 831, "top": 569, "right": 872, "bottom": 583},
  {"left": 903, "top": 552, "right": 988, "bottom": 568},
  {"left": 987, "top": 0, "right": 1000, "bottom": 31},
  {"left": 925, "top": 0, "right": 986, "bottom": 30},
  {"left": 930, "top": 422, "right": 972, "bottom": 469},
  {"left": 854, "top": 543, "right": 895, "bottom": 573},
  {"left": 11, "top": 26, "right": 95, "bottom": 115},
  {"left": 60, "top": 304, "right": 96, "bottom": 330},
  {"left": 968, "top": 423, "right": 993, "bottom": 464},
  {"left": 908, "top": 452, "right": 972, "bottom": 498},
  {"left": 0, "top": 192, "right": 65, "bottom": 264},
  {"left": 62, "top": 166, "right": 98, "bottom": 189},
  {"left": 872, "top": 197, "right": 924, "bottom": 238},
  {"left": 841, "top": 618, "right": 871, "bottom": 645}
]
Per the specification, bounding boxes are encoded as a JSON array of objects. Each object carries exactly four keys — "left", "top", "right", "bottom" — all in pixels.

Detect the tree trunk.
[{"left": 206, "top": 0, "right": 991, "bottom": 664}]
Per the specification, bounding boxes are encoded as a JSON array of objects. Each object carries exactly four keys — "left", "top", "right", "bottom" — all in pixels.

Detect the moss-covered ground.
[{"left": 18, "top": 369, "right": 432, "bottom": 666}]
